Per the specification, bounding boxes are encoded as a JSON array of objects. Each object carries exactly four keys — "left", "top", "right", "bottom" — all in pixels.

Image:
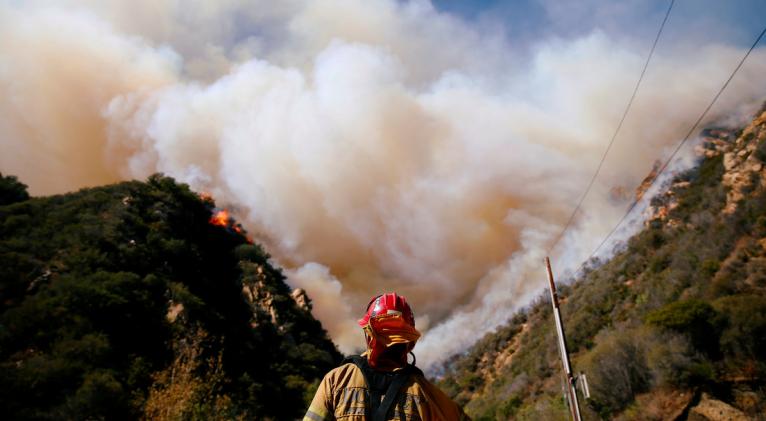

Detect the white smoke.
[
  {"left": 286, "top": 262, "right": 361, "bottom": 351},
  {"left": 2, "top": 0, "right": 765, "bottom": 369}
]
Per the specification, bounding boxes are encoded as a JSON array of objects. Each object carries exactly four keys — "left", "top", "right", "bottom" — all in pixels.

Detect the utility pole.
[{"left": 545, "top": 257, "right": 582, "bottom": 421}]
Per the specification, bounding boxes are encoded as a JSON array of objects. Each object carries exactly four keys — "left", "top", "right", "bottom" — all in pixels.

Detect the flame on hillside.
[
  {"left": 210, "top": 209, "right": 230, "bottom": 226},
  {"left": 209, "top": 208, "right": 252, "bottom": 243}
]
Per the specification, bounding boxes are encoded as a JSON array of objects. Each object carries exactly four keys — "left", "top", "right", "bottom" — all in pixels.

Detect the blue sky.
[{"left": 432, "top": 0, "right": 766, "bottom": 49}]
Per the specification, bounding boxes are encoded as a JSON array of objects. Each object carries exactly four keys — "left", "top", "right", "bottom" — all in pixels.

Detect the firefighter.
[{"left": 304, "top": 292, "right": 470, "bottom": 421}]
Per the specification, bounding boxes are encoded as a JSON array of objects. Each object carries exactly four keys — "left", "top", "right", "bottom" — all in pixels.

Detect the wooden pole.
[{"left": 545, "top": 257, "right": 582, "bottom": 421}]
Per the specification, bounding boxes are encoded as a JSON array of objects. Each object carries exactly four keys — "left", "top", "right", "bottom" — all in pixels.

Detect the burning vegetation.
[{"left": 205, "top": 197, "right": 252, "bottom": 243}]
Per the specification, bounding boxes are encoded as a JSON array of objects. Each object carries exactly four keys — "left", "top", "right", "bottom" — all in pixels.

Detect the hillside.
[
  {"left": 0, "top": 174, "right": 341, "bottom": 420},
  {"left": 438, "top": 106, "right": 766, "bottom": 420}
]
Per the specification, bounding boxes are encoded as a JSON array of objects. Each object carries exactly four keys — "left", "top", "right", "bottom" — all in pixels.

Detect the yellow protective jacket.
[{"left": 304, "top": 360, "right": 470, "bottom": 421}]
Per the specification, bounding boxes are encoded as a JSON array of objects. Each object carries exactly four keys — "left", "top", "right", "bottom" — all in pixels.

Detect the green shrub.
[
  {"left": 645, "top": 299, "right": 722, "bottom": 357},
  {"left": 700, "top": 258, "right": 720, "bottom": 278},
  {"left": 714, "top": 294, "right": 766, "bottom": 376},
  {"left": 642, "top": 329, "right": 713, "bottom": 387},
  {"left": 579, "top": 328, "right": 651, "bottom": 417}
]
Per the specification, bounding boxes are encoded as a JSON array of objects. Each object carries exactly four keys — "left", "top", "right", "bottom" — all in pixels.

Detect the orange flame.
[
  {"left": 210, "top": 209, "right": 230, "bottom": 227},
  {"left": 208, "top": 209, "right": 253, "bottom": 244}
]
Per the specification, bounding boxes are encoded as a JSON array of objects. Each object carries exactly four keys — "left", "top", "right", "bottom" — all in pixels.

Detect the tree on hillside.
[{"left": 0, "top": 173, "right": 29, "bottom": 206}]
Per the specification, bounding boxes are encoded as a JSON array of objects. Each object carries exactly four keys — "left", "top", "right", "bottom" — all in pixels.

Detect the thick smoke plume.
[{"left": 2, "top": 0, "right": 766, "bottom": 369}]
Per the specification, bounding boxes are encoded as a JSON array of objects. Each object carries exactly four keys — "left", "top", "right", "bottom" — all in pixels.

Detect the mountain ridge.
[{"left": 0, "top": 174, "right": 341, "bottom": 420}]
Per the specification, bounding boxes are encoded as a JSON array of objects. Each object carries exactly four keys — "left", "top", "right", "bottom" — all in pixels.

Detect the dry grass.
[{"left": 143, "top": 328, "right": 240, "bottom": 421}]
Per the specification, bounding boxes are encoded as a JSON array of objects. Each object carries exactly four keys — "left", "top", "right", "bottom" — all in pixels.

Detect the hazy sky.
[{"left": 1, "top": 0, "right": 765, "bottom": 370}]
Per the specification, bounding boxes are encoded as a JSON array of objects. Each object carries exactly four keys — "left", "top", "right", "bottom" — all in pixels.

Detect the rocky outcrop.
[
  {"left": 645, "top": 110, "right": 766, "bottom": 224},
  {"left": 644, "top": 179, "right": 687, "bottom": 227},
  {"left": 721, "top": 110, "right": 766, "bottom": 214},
  {"left": 291, "top": 288, "right": 311, "bottom": 311},
  {"left": 644, "top": 128, "right": 734, "bottom": 226}
]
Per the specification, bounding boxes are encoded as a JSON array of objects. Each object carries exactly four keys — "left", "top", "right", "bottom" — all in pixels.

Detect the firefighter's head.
[{"left": 358, "top": 292, "right": 421, "bottom": 369}]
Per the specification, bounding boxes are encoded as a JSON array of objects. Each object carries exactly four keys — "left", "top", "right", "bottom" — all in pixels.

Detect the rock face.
[
  {"left": 688, "top": 393, "right": 751, "bottom": 421},
  {"left": 291, "top": 288, "right": 311, "bottom": 311}
]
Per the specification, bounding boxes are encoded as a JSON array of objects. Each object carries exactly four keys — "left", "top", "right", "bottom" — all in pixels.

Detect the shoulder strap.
[
  {"left": 341, "top": 356, "right": 422, "bottom": 421},
  {"left": 373, "top": 371, "right": 410, "bottom": 421}
]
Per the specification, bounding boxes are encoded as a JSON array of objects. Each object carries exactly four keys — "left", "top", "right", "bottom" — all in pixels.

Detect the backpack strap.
[
  {"left": 373, "top": 371, "right": 409, "bottom": 421},
  {"left": 341, "top": 356, "right": 421, "bottom": 421}
]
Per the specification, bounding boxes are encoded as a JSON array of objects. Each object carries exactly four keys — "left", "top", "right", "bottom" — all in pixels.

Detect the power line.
[
  {"left": 546, "top": 0, "right": 676, "bottom": 255},
  {"left": 573, "top": 23, "right": 766, "bottom": 277}
]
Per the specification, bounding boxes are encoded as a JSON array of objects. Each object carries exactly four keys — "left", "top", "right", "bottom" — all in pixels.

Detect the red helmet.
[
  {"left": 358, "top": 293, "right": 420, "bottom": 369},
  {"left": 358, "top": 292, "right": 415, "bottom": 328}
]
